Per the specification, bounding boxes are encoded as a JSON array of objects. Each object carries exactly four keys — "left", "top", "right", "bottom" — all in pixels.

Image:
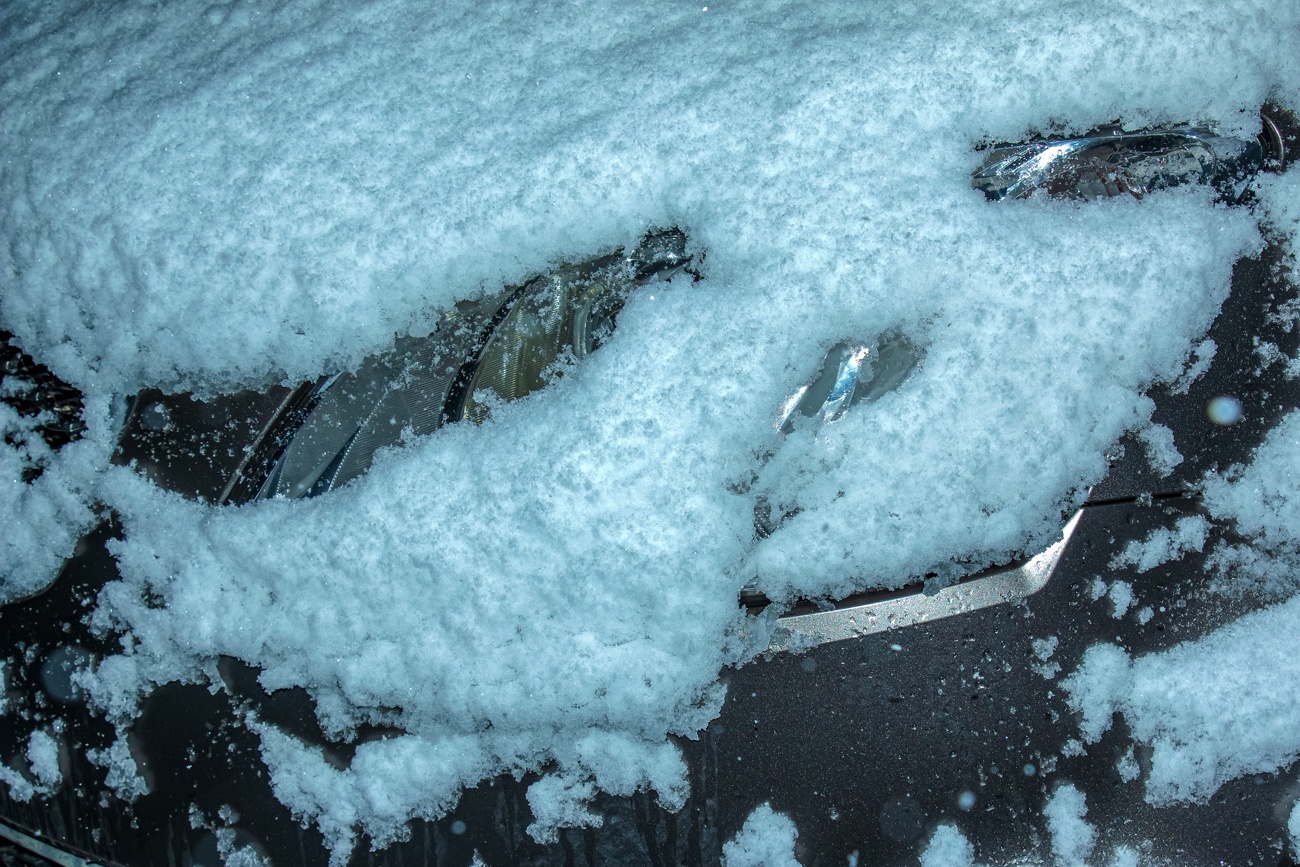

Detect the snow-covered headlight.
[
  {"left": 253, "top": 229, "right": 690, "bottom": 501},
  {"left": 457, "top": 258, "right": 638, "bottom": 424}
]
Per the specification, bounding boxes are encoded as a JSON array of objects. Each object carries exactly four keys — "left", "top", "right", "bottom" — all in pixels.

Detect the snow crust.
[
  {"left": 1, "top": 0, "right": 1298, "bottom": 860},
  {"left": 722, "top": 803, "right": 799, "bottom": 867}
]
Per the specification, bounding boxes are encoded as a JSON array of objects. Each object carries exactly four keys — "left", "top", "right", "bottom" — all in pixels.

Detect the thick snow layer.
[
  {"left": 722, "top": 803, "right": 799, "bottom": 867},
  {"left": 3, "top": 0, "right": 1299, "bottom": 860},
  {"left": 2, "top": 0, "right": 1294, "bottom": 397}
]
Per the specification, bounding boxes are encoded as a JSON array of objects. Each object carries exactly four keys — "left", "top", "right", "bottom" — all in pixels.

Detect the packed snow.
[{"left": 2, "top": 0, "right": 1299, "bottom": 862}]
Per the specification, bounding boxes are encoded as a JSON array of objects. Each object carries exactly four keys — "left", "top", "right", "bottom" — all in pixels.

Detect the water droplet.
[{"left": 1207, "top": 395, "right": 1243, "bottom": 425}]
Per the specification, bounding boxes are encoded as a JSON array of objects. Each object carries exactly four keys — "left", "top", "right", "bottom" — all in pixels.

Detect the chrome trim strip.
[{"left": 764, "top": 509, "right": 1082, "bottom": 653}]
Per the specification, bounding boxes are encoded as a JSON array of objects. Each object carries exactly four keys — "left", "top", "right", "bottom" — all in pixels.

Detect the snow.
[
  {"left": 0, "top": 0, "right": 1298, "bottom": 861},
  {"left": 1108, "top": 847, "right": 1141, "bottom": 867},
  {"left": 0, "top": 395, "right": 113, "bottom": 603},
  {"left": 1032, "top": 635, "right": 1061, "bottom": 679},
  {"left": 25, "top": 729, "right": 61, "bottom": 794},
  {"left": 1116, "top": 746, "right": 1140, "bottom": 783},
  {"left": 1044, "top": 783, "right": 1096, "bottom": 867},
  {"left": 1114, "top": 406, "right": 1300, "bottom": 596},
  {"left": 0, "top": 765, "right": 35, "bottom": 804},
  {"left": 1137, "top": 423, "right": 1182, "bottom": 477},
  {"left": 1291, "top": 799, "right": 1300, "bottom": 860},
  {"left": 919, "top": 824, "right": 977, "bottom": 867},
  {"left": 1064, "top": 594, "right": 1300, "bottom": 803},
  {"left": 1106, "top": 581, "right": 1134, "bottom": 619},
  {"left": 1111, "top": 515, "right": 1210, "bottom": 574},
  {"left": 722, "top": 803, "right": 799, "bottom": 867},
  {"left": 1202, "top": 410, "right": 1300, "bottom": 596},
  {"left": 918, "top": 811, "right": 1142, "bottom": 867},
  {"left": 1171, "top": 338, "right": 1216, "bottom": 395},
  {"left": 0, "top": 730, "right": 62, "bottom": 802}
]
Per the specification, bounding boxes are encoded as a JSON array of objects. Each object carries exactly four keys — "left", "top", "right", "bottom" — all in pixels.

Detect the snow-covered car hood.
[{"left": 3, "top": 1, "right": 1300, "bottom": 864}]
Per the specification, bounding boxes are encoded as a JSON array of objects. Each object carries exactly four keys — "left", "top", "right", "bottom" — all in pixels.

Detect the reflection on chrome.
[
  {"left": 972, "top": 118, "right": 1283, "bottom": 202},
  {"left": 253, "top": 230, "right": 691, "bottom": 501},
  {"left": 754, "top": 510, "right": 1083, "bottom": 651},
  {"left": 753, "top": 333, "right": 922, "bottom": 540},
  {"left": 776, "top": 335, "right": 921, "bottom": 434}
]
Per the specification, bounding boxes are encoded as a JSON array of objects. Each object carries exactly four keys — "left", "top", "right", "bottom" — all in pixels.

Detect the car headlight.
[
  {"left": 255, "top": 229, "right": 691, "bottom": 501},
  {"left": 971, "top": 116, "right": 1284, "bottom": 201}
]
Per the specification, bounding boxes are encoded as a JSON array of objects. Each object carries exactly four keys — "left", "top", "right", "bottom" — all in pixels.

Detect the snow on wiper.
[{"left": 971, "top": 116, "right": 1284, "bottom": 202}]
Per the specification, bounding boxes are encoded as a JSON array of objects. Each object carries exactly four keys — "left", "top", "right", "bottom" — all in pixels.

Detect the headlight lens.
[
  {"left": 971, "top": 115, "right": 1284, "bottom": 202},
  {"left": 459, "top": 265, "right": 632, "bottom": 424},
  {"left": 255, "top": 230, "right": 690, "bottom": 501}
]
